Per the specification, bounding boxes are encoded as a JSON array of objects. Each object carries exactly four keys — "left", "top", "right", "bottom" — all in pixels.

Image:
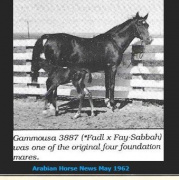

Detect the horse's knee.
[{"left": 110, "top": 84, "right": 115, "bottom": 90}]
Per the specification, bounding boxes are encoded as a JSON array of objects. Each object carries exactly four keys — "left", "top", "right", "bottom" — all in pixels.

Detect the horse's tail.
[{"left": 31, "top": 34, "right": 49, "bottom": 82}]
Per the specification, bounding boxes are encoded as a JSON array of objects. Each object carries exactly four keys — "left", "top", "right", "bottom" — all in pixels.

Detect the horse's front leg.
[
  {"left": 44, "top": 80, "right": 57, "bottom": 115},
  {"left": 104, "top": 67, "right": 110, "bottom": 107},
  {"left": 109, "top": 65, "right": 117, "bottom": 111},
  {"left": 74, "top": 92, "right": 85, "bottom": 119},
  {"left": 42, "top": 79, "right": 51, "bottom": 114},
  {"left": 42, "top": 97, "right": 48, "bottom": 115},
  {"left": 51, "top": 87, "right": 58, "bottom": 116},
  {"left": 84, "top": 88, "right": 95, "bottom": 117}
]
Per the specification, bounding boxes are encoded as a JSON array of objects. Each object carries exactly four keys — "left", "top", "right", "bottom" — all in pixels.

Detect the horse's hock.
[{"left": 13, "top": 36, "right": 163, "bottom": 102}]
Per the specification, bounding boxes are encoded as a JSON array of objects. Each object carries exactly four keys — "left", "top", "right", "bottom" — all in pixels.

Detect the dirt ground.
[{"left": 13, "top": 98, "right": 163, "bottom": 129}]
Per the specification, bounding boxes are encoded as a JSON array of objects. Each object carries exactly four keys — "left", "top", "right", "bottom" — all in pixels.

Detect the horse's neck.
[{"left": 110, "top": 22, "right": 135, "bottom": 52}]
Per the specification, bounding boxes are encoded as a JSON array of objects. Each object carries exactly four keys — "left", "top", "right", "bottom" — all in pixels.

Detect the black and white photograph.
[
  {"left": 13, "top": 0, "right": 164, "bottom": 130},
  {"left": 13, "top": 0, "right": 165, "bottom": 163},
  {"left": 8, "top": 0, "right": 179, "bottom": 176}
]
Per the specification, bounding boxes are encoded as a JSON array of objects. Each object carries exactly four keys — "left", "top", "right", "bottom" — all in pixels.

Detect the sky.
[{"left": 13, "top": 0, "right": 163, "bottom": 35}]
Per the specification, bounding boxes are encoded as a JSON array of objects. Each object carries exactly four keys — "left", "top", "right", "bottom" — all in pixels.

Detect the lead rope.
[
  {"left": 127, "top": 40, "right": 145, "bottom": 68},
  {"left": 139, "top": 40, "right": 145, "bottom": 59}
]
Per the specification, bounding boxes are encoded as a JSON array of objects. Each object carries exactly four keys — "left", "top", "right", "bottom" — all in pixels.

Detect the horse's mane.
[{"left": 105, "top": 17, "right": 135, "bottom": 35}]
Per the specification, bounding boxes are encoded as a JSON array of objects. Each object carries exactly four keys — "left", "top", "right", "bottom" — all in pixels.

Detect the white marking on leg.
[
  {"left": 91, "top": 111, "right": 95, "bottom": 117},
  {"left": 74, "top": 112, "right": 81, "bottom": 119},
  {"left": 107, "top": 102, "right": 112, "bottom": 108},
  {"left": 104, "top": 98, "right": 109, "bottom": 105},
  {"left": 104, "top": 98, "right": 113, "bottom": 109},
  {"left": 49, "top": 104, "right": 55, "bottom": 110}
]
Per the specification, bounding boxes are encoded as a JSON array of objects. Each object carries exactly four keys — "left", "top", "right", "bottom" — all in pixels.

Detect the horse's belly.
[{"left": 70, "top": 54, "right": 104, "bottom": 70}]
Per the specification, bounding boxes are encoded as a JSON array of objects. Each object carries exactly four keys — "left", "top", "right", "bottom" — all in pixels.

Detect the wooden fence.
[{"left": 13, "top": 37, "right": 164, "bottom": 100}]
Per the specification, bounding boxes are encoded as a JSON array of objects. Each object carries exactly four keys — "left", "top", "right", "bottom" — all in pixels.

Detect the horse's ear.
[
  {"left": 143, "top": 13, "right": 149, "bottom": 20},
  {"left": 136, "top": 12, "right": 140, "bottom": 18}
]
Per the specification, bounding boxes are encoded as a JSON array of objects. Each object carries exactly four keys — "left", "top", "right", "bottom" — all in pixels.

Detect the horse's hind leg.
[
  {"left": 74, "top": 92, "right": 85, "bottom": 119},
  {"left": 43, "top": 79, "right": 51, "bottom": 114},
  {"left": 51, "top": 87, "right": 58, "bottom": 116},
  {"left": 55, "top": 87, "right": 58, "bottom": 115},
  {"left": 46, "top": 78, "right": 52, "bottom": 106},
  {"left": 43, "top": 84, "right": 57, "bottom": 115},
  {"left": 42, "top": 97, "right": 48, "bottom": 115},
  {"left": 109, "top": 65, "right": 117, "bottom": 111},
  {"left": 104, "top": 67, "right": 111, "bottom": 108},
  {"left": 84, "top": 88, "right": 95, "bottom": 117}
]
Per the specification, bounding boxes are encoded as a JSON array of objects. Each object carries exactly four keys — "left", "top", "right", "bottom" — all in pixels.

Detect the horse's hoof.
[
  {"left": 42, "top": 110, "right": 48, "bottom": 115},
  {"left": 73, "top": 113, "right": 81, "bottom": 119},
  {"left": 112, "top": 105, "right": 117, "bottom": 112}
]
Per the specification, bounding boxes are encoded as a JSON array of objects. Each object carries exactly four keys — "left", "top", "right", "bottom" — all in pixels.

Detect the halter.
[
  {"left": 134, "top": 22, "right": 143, "bottom": 40},
  {"left": 134, "top": 23, "right": 145, "bottom": 60},
  {"left": 127, "top": 23, "right": 145, "bottom": 68}
]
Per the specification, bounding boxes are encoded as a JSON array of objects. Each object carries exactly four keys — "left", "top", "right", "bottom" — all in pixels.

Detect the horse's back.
[{"left": 42, "top": 32, "right": 112, "bottom": 71}]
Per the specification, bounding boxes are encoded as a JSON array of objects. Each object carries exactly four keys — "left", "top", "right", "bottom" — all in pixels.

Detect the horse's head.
[{"left": 133, "top": 12, "right": 153, "bottom": 45}]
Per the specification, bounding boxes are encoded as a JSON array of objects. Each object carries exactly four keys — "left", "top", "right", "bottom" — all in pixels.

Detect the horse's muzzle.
[{"left": 144, "top": 36, "right": 153, "bottom": 45}]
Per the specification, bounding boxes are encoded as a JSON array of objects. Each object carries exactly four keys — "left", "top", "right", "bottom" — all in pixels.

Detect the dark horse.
[
  {"left": 38, "top": 57, "right": 94, "bottom": 118},
  {"left": 31, "top": 12, "right": 152, "bottom": 110}
]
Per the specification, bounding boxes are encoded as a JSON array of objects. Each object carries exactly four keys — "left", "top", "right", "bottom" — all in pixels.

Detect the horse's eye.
[{"left": 137, "top": 20, "right": 143, "bottom": 25}]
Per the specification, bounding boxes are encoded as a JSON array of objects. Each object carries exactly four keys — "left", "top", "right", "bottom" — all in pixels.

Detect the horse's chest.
[{"left": 105, "top": 43, "right": 123, "bottom": 63}]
